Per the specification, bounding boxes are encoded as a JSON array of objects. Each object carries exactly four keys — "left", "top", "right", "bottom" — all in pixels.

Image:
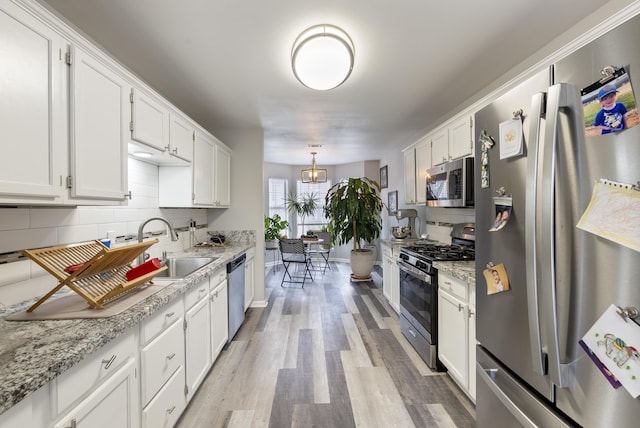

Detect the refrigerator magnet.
[
  {"left": 499, "top": 118, "right": 524, "bottom": 159},
  {"left": 580, "top": 67, "right": 640, "bottom": 137},
  {"left": 581, "top": 304, "right": 640, "bottom": 398},
  {"left": 490, "top": 196, "right": 512, "bottom": 232},
  {"left": 483, "top": 263, "right": 510, "bottom": 295},
  {"left": 478, "top": 130, "right": 495, "bottom": 189}
]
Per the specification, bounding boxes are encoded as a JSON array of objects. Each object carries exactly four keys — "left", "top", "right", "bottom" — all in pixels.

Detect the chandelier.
[
  {"left": 301, "top": 152, "right": 327, "bottom": 183},
  {"left": 291, "top": 24, "right": 355, "bottom": 91}
]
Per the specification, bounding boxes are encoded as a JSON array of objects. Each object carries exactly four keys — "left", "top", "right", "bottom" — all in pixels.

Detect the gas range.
[{"left": 399, "top": 241, "right": 475, "bottom": 275}]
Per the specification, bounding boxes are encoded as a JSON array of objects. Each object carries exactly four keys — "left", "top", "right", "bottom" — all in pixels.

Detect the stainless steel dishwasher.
[{"left": 227, "top": 253, "right": 246, "bottom": 342}]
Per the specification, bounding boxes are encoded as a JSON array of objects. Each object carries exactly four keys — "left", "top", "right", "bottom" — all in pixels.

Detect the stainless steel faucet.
[{"left": 137, "top": 217, "right": 179, "bottom": 265}]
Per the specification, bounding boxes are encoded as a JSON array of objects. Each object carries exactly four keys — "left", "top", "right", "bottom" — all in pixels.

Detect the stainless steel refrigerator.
[{"left": 474, "top": 13, "right": 640, "bottom": 428}]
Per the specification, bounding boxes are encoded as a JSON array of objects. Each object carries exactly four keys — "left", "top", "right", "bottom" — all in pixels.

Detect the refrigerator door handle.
[
  {"left": 525, "top": 91, "right": 546, "bottom": 376},
  {"left": 540, "top": 83, "right": 582, "bottom": 388}
]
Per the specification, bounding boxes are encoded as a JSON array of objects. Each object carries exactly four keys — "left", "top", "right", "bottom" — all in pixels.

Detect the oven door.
[{"left": 398, "top": 260, "right": 436, "bottom": 344}]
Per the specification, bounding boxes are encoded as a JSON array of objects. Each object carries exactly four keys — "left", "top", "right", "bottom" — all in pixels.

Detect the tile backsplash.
[{"left": 0, "top": 158, "right": 208, "bottom": 306}]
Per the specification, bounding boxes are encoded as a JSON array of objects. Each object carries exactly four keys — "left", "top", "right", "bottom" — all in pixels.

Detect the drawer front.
[
  {"left": 184, "top": 277, "right": 209, "bottom": 310},
  {"left": 438, "top": 272, "right": 467, "bottom": 301},
  {"left": 56, "top": 330, "right": 135, "bottom": 415},
  {"left": 142, "top": 297, "right": 184, "bottom": 343},
  {"left": 141, "top": 318, "right": 185, "bottom": 405},
  {"left": 209, "top": 267, "right": 226, "bottom": 289},
  {"left": 142, "top": 366, "right": 186, "bottom": 428}
]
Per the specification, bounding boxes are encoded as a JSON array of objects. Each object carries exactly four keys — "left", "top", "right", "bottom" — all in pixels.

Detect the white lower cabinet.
[
  {"left": 53, "top": 358, "right": 138, "bottom": 428},
  {"left": 210, "top": 275, "right": 229, "bottom": 361},
  {"left": 437, "top": 271, "right": 476, "bottom": 402},
  {"left": 142, "top": 366, "right": 186, "bottom": 428},
  {"left": 184, "top": 280, "right": 212, "bottom": 401},
  {"left": 382, "top": 244, "right": 400, "bottom": 313}
]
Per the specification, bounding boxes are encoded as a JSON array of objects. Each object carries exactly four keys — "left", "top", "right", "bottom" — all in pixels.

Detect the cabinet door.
[
  {"left": 431, "top": 130, "right": 449, "bottom": 166},
  {"left": 437, "top": 290, "right": 468, "bottom": 388},
  {"left": 415, "top": 139, "right": 431, "bottom": 204},
  {"left": 210, "top": 279, "right": 229, "bottom": 361},
  {"left": 193, "top": 131, "right": 215, "bottom": 206},
  {"left": 53, "top": 358, "right": 139, "bottom": 428},
  {"left": 0, "top": 4, "right": 65, "bottom": 203},
  {"left": 185, "top": 295, "right": 211, "bottom": 400},
  {"left": 390, "top": 259, "right": 400, "bottom": 313},
  {"left": 403, "top": 149, "right": 416, "bottom": 204},
  {"left": 214, "top": 142, "right": 231, "bottom": 207},
  {"left": 382, "top": 256, "right": 392, "bottom": 301},
  {"left": 448, "top": 115, "right": 473, "bottom": 160},
  {"left": 69, "top": 46, "right": 128, "bottom": 201},
  {"left": 169, "top": 113, "right": 194, "bottom": 162},
  {"left": 131, "top": 87, "right": 169, "bottom": 152}
]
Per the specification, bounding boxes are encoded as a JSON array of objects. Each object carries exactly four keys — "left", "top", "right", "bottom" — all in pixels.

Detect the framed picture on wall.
[
  {"left": 387, "top": 190, "right": 398, "bottom": 215},
  {"left": 379, "top": 165, "right": 388, "bottom": 189}
]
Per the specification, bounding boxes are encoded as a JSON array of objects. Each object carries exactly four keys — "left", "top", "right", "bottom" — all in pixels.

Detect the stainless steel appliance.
[
  {"left": 475, "top": 15, "right": 640, "bottom": 427},
  {"left": 392, "top": 208, "right": 419, "bottom": 240},
  {"left": 227, "top": 253, "right": 246, "bottom": 342},
  {"left": 398, "top": 226, "right": 475, "bottom": 369},
  {"left": 426, "top": 157, "right": 474, "bottom": 207}
]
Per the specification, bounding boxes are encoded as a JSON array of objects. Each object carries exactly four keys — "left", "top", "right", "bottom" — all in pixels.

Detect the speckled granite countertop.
[
  {"left": 0, "top": 243, "right": 252, "bottom": 416},
  {"left": 432, "top": 261, "right": 475, "bottom": 286}
]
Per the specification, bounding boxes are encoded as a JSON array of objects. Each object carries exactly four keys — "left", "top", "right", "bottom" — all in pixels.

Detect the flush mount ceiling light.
[
  {"left": 292, "top": 24, "right": 354, "bottom": 91},
  {"left": 301, "top": 152, "right": 327, "bottom": 183}
]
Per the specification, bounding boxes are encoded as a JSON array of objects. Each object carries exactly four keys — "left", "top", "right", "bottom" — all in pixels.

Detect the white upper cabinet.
[
  {"left": 169, "top": 113, "right": 194, "bottom": 163},
  {"left": 430, "top": 129, "right": 449, "bottom": 166},
  {"left": 130, "top": 88, "right": 168, "bottom": 152},
  {"left": 68, "top": 45, "right": 128, "bottom": 202},
  {"left": 193, "top": 130, "right": 215, "bottom": 206},
  {"left": 432, "top": 115, "right": 474, "bottom": 165},
  {"left": 213, "top": 141, "right": 231, "bottom": 207},
  {"left": 403, "top": 148, "right": 416, "bottom": 205},
  {"left": 448, "top": 114, "right": 474, "bottom": 161},
  {"left": 0, "top": 3, "right": 66, "bottom": 204},
  {"left": 415, "top": 136, "right": 432, "bottom": 204}
]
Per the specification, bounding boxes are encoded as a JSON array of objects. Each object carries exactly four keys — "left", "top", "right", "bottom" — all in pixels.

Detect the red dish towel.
[{"left": 126, "top": 258, "right": 161, "bottom": 281}]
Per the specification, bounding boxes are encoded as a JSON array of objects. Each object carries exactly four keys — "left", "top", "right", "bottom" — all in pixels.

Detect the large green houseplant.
[
  {"left": 324, "top": 177, "right": 383, "bottom": 279},
  {"left": 264, "top": 214, "right": 289, "bottom": 248}
]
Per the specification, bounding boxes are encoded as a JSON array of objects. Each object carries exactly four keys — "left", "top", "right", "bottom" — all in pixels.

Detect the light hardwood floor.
[{"left": 176, "top": 262, "right": 476, "bottom": 428}]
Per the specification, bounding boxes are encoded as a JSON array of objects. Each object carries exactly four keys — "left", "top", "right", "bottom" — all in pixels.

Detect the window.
[
  {"left": 295, "top": 180, "right": 331, "bottom": 236},
  {"left": 268, "top": 178, "right": 288, "bottom": 234}
]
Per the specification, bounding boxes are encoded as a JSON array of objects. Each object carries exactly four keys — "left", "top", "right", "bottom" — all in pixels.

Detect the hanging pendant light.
[
  {"left": 301, "top": 152, "right": 327, "bottom": 183},
  {"left": 291, "top": 24, "right": 354, "bottom": 91}
]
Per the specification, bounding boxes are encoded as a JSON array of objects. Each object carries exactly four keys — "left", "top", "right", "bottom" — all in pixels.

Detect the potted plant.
[
  {"left": 285, "top": 192, "right": 319, "bottom": 237},
  {"left": 324, "top": 177, "right": 383, "bottom": 279},
  {"left": 264, "top": 214, "right": 289, "bottom": 249}
]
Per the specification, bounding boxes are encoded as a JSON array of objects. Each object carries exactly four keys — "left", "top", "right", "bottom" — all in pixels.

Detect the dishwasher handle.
[{"left": 227, "top": 253, "right": 247, "bottom": 273}]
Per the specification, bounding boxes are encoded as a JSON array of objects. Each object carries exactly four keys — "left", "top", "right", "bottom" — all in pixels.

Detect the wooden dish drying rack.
[{"left": 23, "top": 239, "right": 167, "bottom": 311}]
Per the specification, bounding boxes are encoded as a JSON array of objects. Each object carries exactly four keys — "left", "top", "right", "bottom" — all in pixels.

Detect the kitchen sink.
[{"left": 153, "top": 256, "right": 218, "bottom": 279}]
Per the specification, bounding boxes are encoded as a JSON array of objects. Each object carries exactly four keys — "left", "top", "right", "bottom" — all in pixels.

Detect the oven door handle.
[{"left": 397, "top": 260, "right": 431, "bottom": 283}]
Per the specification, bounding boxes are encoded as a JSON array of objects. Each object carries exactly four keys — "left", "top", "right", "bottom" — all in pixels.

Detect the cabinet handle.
[
  {"left": 172, "top": 147, "right": 178, "bottom": 155},
  {"left": 200, "top": 288, "right": 206, "bottom": 294},
  {"left": 407, "top": 328, "right": 417, "bottom": 338},
  {"left": 458, "top": 303, "right": 464, "bottom": 312},
  {"left": 68, "top": 419, "right": 77, "bottom": 428},
  {"left": 443, "top": 280, "right": 452, "bottom": 286},
  {"left": 167, "top": 405, "right": 176, "bottom": 414},
  {"left": 165, "top": 311, "right": 175, "bottom": 318},
  {"left": 101, "top": 354, "right": 116, "bottom": 369},
  {"left": 166, "top": 352, "right": 176, "bottom": 360},
  {"left": 468, "top": 308, "right": 475, "bottom": 318}
]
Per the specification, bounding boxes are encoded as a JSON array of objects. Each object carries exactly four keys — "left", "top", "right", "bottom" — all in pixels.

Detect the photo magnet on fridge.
[
  {"left": 483, "top": 263, "right": 510, "bottom": 295},
  {"left": 581, "top": 67, "right": 640, "bottom": 137}
]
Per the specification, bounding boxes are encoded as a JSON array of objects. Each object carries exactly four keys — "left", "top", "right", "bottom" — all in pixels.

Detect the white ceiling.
[{"left": 40, "top": 0, "right": 607, "bottom": 165}]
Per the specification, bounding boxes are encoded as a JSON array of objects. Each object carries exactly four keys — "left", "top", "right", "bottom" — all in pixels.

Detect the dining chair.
[
  {"left": 305, "top": 231, "right": 332, "bottom": 274},
  {"left": 278, "top": 238, "right": 313, "bottom": 287}
]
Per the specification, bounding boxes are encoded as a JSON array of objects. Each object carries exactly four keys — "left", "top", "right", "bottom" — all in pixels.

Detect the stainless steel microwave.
[{"left": 426, "top": 157, "right": 474, "bottom": 207}]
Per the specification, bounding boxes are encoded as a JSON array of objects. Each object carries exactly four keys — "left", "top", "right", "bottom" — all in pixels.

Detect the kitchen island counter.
[{"left": 0, "top": 242, "right": 252, "bottom": 416}]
